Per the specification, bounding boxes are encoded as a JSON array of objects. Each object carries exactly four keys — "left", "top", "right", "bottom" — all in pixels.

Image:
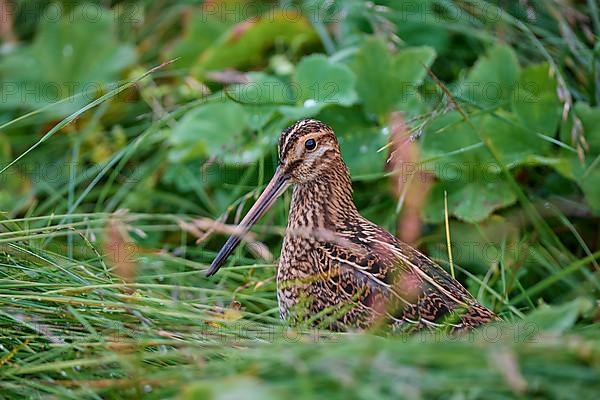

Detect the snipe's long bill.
[
  {"left": 206, "top": 166, "right": 288, "bottom": 277},
  {"left": 207, "top": 119, "right": 498, "bottom": 331}
]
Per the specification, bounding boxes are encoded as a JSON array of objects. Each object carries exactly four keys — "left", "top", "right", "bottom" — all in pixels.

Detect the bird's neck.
[{"left": 288, "top": 160, "right": 359, "bottom": 231}]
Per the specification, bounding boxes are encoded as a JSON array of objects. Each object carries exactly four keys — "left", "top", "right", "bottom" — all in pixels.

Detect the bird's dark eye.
[{"left": 304, "top": 138, "right": 316, "bottom": 151}]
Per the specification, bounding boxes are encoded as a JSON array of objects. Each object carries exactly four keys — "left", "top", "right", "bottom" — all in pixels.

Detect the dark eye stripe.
[{"left": 284, "top": 159, "right": 303, "bottom": 175}]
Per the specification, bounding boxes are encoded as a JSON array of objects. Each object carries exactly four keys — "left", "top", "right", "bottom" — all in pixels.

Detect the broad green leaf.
[
  {"left": 420, "top": 111, "right": 492, "bottom": 177},
  {"left": 523, "top": 298, "right": 593, "bottom": 332},
  {"left": 293, "top": 54, "right": 358, "bottom": 109},
  {"left": 425, "top": 216, "right": 526, "bottom": 275},
  {"left": 420, "top": 102, "right": 551, "bottom": 222},
  {"left": 277, "top": 105, "right": 322, "bottom": 121},
  {"left": 423, "top": 175, "right": 516, "bottom": 223},
  {"left": 230, "top": 73, "right": 290, "bottom": 105},
  {"left": 421, "top": 107, "right": 549, "bottom": 222},
  {"left": 512, "top": 63, "right": 561, "bottom": 135},
  {"left": 393, "top": 47, "right": 436, "bottom": 87},
  {"left": 191, "top": 10, "right": 318, "bottom": 78},
  {"left": 228, "top": 72, "right": 289, "bottom": 130},
  {"left": 317, "top": 106, "right": 386, "bottom": 176},
  {"left": 282, "top": 53, "right": 359, "bottom": 119},
  {"left": 0, "top": 5, "right": 136, "bottom": 116},
  {"left": 166, "top": 2, "right": 241, "bottom": 68},
  {"left": 353, "top": 37, "right": 393, "bottom": 119},
  {"left": 389, "top": 1, "right": 451, "bottom": 50},
  {"left": 479, "top": 112, "right": 551, "bottom": 168},
  {"left": 169, "top": 101, "right": 250, "bottom": 163},
  {"left": 458, "top": 44, "right": 519, "bottom": 108},
  {"left": 353, "top": 37, "right": 436, "bottom": 120}
]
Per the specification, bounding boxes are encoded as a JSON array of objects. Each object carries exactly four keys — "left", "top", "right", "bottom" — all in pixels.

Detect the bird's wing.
[{"left": 315, "top": 222, "right": 496, "bottom": 328}]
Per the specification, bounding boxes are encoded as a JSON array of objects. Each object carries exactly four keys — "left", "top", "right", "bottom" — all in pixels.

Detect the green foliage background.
[{"left": 0, "top": 0, "right": 599, "bottom": 398}]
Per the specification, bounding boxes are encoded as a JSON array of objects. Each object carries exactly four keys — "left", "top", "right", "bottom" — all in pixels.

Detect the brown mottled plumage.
[{"left": 207, "top": 119, "right": 498, "bottom": 331}]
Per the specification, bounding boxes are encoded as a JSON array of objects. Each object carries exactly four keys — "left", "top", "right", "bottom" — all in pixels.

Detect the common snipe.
[{"left": 207, "top": 119, "right": 498, "bottom": 331}]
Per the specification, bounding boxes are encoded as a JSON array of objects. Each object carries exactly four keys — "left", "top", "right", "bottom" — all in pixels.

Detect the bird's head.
[
  {"left": 206, "top": 119, "right": 342, "bottom": 276},
  {"left": 277, "top": 119, "right": 342, "bottom": 184}
]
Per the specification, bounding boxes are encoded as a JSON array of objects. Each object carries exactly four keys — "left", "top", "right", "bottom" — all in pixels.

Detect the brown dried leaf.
[
  {"left": 386, "top": 112, "right": 434, "bottom": 244},
  {"left": 490, "top": 349, "right": 528, "bottom": 394},
  {"left": 205, "top": 69, "right": 251, "bottom": 84},
  {"left": 104, "top": 215, "right": 138, "bottom": 286},
  {"left": 179, "top": 217, "right": 273, "bottom": 262},
  {"left": 0, "top": 0, "right": 17, "bottom": 44},
  {"left": 179, "top": 217, "right": 258, "bottom": 243}
]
